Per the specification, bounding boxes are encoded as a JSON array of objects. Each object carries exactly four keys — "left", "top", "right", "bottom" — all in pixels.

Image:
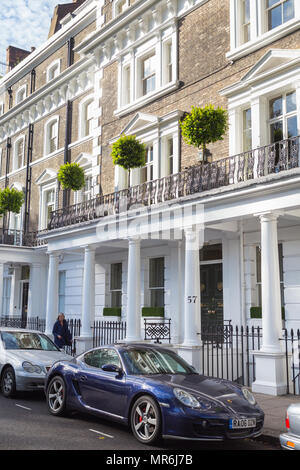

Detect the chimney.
[{"left": 6, "top": 46, "right": 31, "bottom": 72}]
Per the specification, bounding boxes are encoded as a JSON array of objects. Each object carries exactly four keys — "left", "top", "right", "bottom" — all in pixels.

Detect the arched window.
[
  {"left": 44, "top": 117, "right": 59, "bottom": 155},
  {"left": 79, "top": 96, "right": 94, "bottom": 139},
  {"left": 47, "top": 60, "right": 61, "bottom": 82},
  {"left": 13, "top": 136, "right": 25, "bottom": 171}
]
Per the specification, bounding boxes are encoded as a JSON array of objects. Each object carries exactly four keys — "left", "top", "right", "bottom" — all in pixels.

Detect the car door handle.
[{"left": 79, "top": 375, "right": 87, "bottom": 382}]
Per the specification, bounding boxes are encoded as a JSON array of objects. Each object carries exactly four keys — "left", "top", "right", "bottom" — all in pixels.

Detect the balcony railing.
[
  {"left": 47, "top": 135, "right": 300, "bottom": 231},
  {"left": 0, "top": 229, "right": 46, "bottom": 247}
]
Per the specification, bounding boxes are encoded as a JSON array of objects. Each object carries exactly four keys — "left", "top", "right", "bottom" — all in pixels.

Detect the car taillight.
[{"left": 286, "top": 413, "right": 290, "bottom": 431}]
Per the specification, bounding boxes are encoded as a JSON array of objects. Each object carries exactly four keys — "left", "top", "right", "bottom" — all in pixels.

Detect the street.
[{"left": 0, "top": 391, "right": 280, "bottom": 452}]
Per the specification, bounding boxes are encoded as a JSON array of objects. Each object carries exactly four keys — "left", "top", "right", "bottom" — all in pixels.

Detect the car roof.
[
  {"left": 86, "top": 342, "right": 173, "bottom": 353},
  {"left": 0, "top": 327, "right": 46, "bottom": 334}
]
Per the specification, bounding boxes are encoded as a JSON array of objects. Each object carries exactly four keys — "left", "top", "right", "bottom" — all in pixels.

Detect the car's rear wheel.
[
  {"left": 131, "top": 395, "right": 161, "bottom": 445},
  {"left": 46, "top": 376, "right": 67, "bottom": 416},
  {"left": 1, "top": 366, "right": 16, "bottom": 398}
]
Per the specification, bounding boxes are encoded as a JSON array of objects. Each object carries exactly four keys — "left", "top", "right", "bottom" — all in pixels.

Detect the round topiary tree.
[
  {"left": 0, "top": 187, "right": 24, "bottom": 216},
  {"left": 57, "top": 162, "right": 85, "bottom": 191},
  {"left": 111, "top": 134, "right": 146, "bottom": 186},
  {"left": 180, "top": 105, "right": 228, "bottom": 161}
]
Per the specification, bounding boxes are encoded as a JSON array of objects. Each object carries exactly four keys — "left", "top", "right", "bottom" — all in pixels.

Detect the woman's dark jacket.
[{"left": 52, "top": 320, "right": 72, "bottom": 348}]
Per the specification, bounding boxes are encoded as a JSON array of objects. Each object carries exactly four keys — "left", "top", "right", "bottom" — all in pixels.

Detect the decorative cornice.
[
  {"left": 0, "top": 0, "right": 98, "bottom": 93},
  {"left": 0, "top": 60, "right": 95, "bottom": 143},
  {"left": 76, "top": 0, "right": 208, "bottom": 66}
]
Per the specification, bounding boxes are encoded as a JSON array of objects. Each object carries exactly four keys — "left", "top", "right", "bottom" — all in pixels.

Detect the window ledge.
[
  {"left": 226, "top": 18, "right": 300, "bottom": 62},
  {"left": 114, "top": 81, "right": 179, "bottom": 118}
]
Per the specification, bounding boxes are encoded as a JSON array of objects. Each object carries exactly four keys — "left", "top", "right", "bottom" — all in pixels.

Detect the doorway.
[
  {"left": 20, "top": 281, "right": 29, "bottom": 327},
  {"left": 200, "top": 263, "right": 223, "bottom": 329}
]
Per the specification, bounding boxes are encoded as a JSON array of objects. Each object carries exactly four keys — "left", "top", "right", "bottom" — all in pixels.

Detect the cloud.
[{"left": 0, "top": 0, "right": 72, "bottom": 62}]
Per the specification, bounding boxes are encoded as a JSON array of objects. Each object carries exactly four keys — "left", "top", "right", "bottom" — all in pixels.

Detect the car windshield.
[
  {"left": 1, "top": 331, "right": 59, "bottom": 351},
  {"left": 122, "top": 348, "right": 197, "bottom": 375}
]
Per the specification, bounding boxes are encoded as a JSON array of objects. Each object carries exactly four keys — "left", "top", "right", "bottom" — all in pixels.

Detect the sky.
[{"left": 0, "top": 0, "right": 72, "bottom": 64}]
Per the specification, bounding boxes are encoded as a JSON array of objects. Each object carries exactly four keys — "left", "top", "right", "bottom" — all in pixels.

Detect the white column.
[
  {"left": 183, "top": 227, "right": 201, "bottom": 346},
  {"left": 81, "top": 246, "right": 96, "bottom": 338},
  {"left": 252, "top": 211, "right": 287, "bottom": 395},
  {"left": 259, "top": 212, "right": 283, "bottom": 353},
  {"left": 125, "top": 237, "right": 142, "bottom": 342},
  {"left": 45, "top": 252, "right": 60, "bottom": 336},
  {"left": 169, "top": 241, "right": 183, "bottom": 344},
  {"left": 0, "top": 263, "right": 5, "bottom": 316}
]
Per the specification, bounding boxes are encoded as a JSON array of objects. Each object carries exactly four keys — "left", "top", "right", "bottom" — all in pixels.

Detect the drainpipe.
[{"left": 239, "top": 220, "right": 246, "bottom": 327}]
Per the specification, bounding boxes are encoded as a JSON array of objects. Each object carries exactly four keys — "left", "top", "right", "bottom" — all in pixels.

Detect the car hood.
[
  {"left": 4, "top": 350, "right": 72, "bottom": 367},
  {"left": 146, "top": 373, "right": 260, "bottom": 412}
]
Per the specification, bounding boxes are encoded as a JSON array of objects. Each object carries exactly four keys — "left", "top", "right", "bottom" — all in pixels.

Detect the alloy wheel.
[
  {"left": 47, "top": 377, "right": 66, "bottom": 415},
  {"left": 1, "top": 367, "right": 16, "bottom": 397},
  {"left": 132, "top": 397, "right": 160, "bottom": 444}
]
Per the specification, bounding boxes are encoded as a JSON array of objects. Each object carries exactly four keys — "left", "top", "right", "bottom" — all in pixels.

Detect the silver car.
[
  {"left": 280, "top": 404, "right": 300, "bottom": 450},
  {"left": 0, "top": 328, "right": 73, "bottom": 397}
]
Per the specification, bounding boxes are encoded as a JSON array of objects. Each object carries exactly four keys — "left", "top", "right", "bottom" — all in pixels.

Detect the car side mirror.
[{"left": 102, "top": 363, "right": 123, "bottom": 375}]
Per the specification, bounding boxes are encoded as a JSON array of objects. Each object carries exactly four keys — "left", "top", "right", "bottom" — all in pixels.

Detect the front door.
[
  {"left": 200, "top": 263, "right": 223, "bottom": 332},
  {"left": 20, "top": 281, "right": 29, "bottom": 328}
]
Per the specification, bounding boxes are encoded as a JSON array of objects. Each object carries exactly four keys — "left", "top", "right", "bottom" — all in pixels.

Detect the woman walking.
[{"left": 52, "top": 313, "right": 72, "bottom": 349}]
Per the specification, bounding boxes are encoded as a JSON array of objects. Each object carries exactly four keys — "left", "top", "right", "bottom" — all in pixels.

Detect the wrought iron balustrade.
[
  {"left": 47, "top": 135, "right": 300, "bottom": 231},
  {"left": 0, "top": 229, "right": 46, "bottom": 247},
  {"left": 144, "top": 318, "right": 171, "bottom": 344}
]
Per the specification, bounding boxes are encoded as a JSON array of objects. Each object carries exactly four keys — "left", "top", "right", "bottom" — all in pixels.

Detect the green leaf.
[
  {"left": 0, "top": 188, "right": 24, "bottom": 215},
  {"left": 111, "top": 134, "right": 146, "bottom": 171},
  {"left": 57, "top": 163, "right": 85, "bottom": 191}
]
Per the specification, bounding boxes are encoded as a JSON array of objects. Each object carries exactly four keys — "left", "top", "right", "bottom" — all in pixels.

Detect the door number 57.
[{"left": 187, "top": 296, "right": 197, "bottom": 303}]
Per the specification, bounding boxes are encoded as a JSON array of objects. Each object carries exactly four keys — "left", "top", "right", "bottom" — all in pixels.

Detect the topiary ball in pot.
[{"left": 57, "top": 162, "right": 85, "bottom": 191}]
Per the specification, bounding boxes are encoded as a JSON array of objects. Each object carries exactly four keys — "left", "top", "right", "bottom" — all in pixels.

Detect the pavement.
[{"left": 254, "top": 392, "right": 300, "bottom": 444}]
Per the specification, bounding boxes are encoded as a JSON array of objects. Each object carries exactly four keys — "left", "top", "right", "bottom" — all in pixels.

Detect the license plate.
[{"left": 229, "top": 418, "right": 256, "bottom": 429}]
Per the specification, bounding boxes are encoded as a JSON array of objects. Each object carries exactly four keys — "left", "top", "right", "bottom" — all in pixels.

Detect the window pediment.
[
  {"left": 242, "top": 49, "right": 300, "bottom": 83},
  {"left": 35, "top": 168, "right": 57, "bottom": 185},
  {"left": 120, "top": 112, "right": 159, "bottom": 136},
  {"left": 74, "top": 152, "right": 93, "bottom": 168},
  {"left": 221, "top": 49, "right": 300, "bottom": 98}
]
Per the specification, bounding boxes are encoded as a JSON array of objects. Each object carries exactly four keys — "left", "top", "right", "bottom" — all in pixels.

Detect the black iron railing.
[
  {"left": 0, "top": 229, "right": 46, "bottom": 247},
  {"left": 46, "top": 135, "right": 300, "bottom": 231},
  {"left": 144, "top": 318, "right": 171, "bottom": 344},
  {"left": 0, "top": 316, "right": 46, "bottom": 330},
  {"left": 92, "top": 320, "right": 127, "bottom": 348}
]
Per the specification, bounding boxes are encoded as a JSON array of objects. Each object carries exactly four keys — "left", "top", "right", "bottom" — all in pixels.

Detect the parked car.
[
  {"left": 45, "top": 343, "right": 264, "bottom": 444},
  {"left": 280, "top": 404, "right": 300, "bottom": 450},
  {"left": 0, "top": 328, "right": 73, "bottom": 397}
]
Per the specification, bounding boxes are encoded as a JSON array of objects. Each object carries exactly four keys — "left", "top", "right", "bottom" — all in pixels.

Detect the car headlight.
[
  {"left": 22, "top": 361, "right": 42, "bottom": 374},
  {"left": 174, "top": 388, "right": 201, "bottom": 408},
  {"left": 242, "top": 387, "right": 256, "bottom": 405}
]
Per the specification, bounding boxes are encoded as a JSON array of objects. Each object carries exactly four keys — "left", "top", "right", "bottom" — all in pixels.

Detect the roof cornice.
[{"left": 0, "top": 0, "right": 98, "bottom": 93}]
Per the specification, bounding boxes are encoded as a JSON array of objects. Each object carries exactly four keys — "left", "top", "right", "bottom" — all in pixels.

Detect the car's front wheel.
[
  {"left": 131, "top": 395, "right": 161, "bottom": 445},
  {"left": 1, "top": 366, "right": 16, "bottom": 398},
  {"left": 46, "top": 376, "right": 67, "bottom": 416}
]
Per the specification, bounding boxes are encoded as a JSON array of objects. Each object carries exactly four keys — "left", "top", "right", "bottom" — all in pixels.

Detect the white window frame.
[
  {"left": 0, "top": 102, "right": 4, "bottom": 116},
  {"left": 223, "top": 51, "right": 300, "bottom": 157},
  {"left": 15, "top": 84, "right": 27, "bottom": 104},
  {"left": 227, "top": 0, "right": 300, "bottom": 61},
  {"left": 41, "top": 185, "right": 57, "bottom": 231},
  {"left": 46, "top": 59, "right": 61, "bottom": 83},
  {"left": 44, "top": 116, "right": 59, "bottom": 156},
  {"left": 73, "top": 153, "right": 94, "bottom": 204},
  {"left": 79, "top": 94, "right": 94, "bottom": 140},
  {"left": 116, "top": 25, "right": 178, "bottom": 116},
  {"left": 58, "top": 270, "right": 66, "bottom": 314},
  {"left": 112, "top": 111, "right": 181, "bottom": 190},
  {"left": 36, "top": 169, "right": 58, "bottom": 230},
  {"left": 13, "top": 135, "right": 26, "bottom": 171}
]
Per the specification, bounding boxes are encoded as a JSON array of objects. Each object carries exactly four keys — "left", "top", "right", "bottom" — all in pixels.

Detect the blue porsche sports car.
[{"left": 45, "top": 343, "right": 264, "bottom": 444}]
